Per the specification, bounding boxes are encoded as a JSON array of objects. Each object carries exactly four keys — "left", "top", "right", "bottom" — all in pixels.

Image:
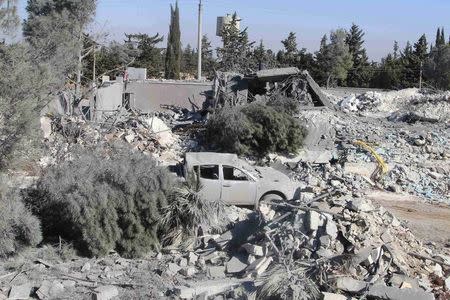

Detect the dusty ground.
[{"left": 366, "top": 189, "right": 450, "bottom": 248}]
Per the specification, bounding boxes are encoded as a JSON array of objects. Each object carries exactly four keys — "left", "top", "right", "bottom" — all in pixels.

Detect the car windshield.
[{"left": 237, "top": 161, "right": 261, "bottom": 180}]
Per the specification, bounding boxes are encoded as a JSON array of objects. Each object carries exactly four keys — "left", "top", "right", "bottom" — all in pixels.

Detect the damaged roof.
[
  {"left": 185, "top": 152, "right": 239, "bottom": 168},
  {"left": 250, "top": 67, "right": 300, "bottom": 82}
]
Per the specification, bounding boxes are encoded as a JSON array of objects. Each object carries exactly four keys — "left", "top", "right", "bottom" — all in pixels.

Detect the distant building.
[
  {"left": 216, "top": 14, "right": 240, "bottom": 37},
  {"left": 126, "top": 67, "right": 147, "bottom": 80}
]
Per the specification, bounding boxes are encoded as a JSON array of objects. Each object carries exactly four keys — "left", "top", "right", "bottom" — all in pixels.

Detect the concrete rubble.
[
  {"left": 38, "top": 110, "right": 196, "bottom": 167},
  {"left": 1, "top": 71, "right": 449, "bottom": 299},
  {"left": 214, "top": 67, "right": 334, "bottom": 109},
  {"left": 335, "top": 88, "right": 450, "bottom": 123}
]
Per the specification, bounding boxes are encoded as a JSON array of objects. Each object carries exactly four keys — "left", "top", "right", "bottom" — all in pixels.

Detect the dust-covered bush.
[
  {"left": 267, "top": 95, "right": 301, "bottom": 116},
  {"left": 0, "top": 185, "right": 42, "bottom": 257},
  {"left": 206, "top": 103, "right": 306, "bottom": 156},
  {"left": 205, "top": 106, "right": 254, "bottom": 155},
  {"left": 159, "top": 173, "right": 229, "bottom": 249},
  {"left": 29, "top": 144, "right": 174, "bottom": 258}
]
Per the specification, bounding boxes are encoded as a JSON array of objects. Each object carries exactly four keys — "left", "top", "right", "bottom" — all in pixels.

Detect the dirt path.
[{"left": 365, "top": 190, "right": 450, "bottom": 247}]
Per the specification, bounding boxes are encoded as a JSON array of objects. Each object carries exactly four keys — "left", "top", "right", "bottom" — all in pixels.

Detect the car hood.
[{"left": 254, "top": 166, "right": 291, "bottom": 183}]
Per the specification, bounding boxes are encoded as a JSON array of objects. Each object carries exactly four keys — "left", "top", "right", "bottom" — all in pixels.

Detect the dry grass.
[
  {"left": 159, "top": 173, "right": 229, "bottom": 248},
  {"left": 257, "top": 264, "right": 320, "bottom": 300}
]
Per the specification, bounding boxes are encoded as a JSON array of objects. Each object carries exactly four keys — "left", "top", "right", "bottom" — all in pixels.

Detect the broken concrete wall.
[
  {"left": 126, "top": 80, "right": 212, "bottom": 112},
  {"left": 95, "top": 82, "right": 124, "bottom": 116},
  {"left": 302, "top": 70, "right": 335, "bottom": 108},
  {"left": 126, "top": 67, "right": 147, "bottom": 80},
  {"left": 40, "top": 93, "right": 71, "bottom": 116}
]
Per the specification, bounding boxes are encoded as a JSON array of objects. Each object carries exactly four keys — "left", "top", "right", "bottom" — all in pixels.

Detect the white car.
[{"left": 184, "top": 152, "right": 299, "bottom": 207}]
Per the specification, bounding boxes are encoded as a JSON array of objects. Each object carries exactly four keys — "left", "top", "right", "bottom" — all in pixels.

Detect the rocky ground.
[{"left": 0, "top": 88, "right": 449, "bottom": 299}]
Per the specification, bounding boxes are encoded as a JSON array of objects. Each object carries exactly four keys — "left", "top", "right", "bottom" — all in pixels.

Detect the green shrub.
[
  {"left": 205, "top": 106, "right": 253, "bottom": 155},
  {"left": 206, "top": 103, "right": 306, "bottom": 156},
  {"left": 267, "top": 95, "right": 301, "bottom": 116},
  {"left": 0, "top": 185, "right": 42, "bottom": 257},
  {"left": 30, "top": 144, "right": 174, "bottom": 258}
]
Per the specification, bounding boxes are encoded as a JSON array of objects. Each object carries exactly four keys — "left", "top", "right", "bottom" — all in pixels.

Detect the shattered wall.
[
  {"left": 95, "top": 82, "right": 124, "bottom": 112},
  {"left": 93, "top": 80, "right": 212, "bottom": 120},
  {"left": 127, "top": 80, "right": 212, "bottom": 112}
]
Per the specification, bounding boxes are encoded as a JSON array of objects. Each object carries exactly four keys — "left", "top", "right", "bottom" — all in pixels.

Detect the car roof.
[{"left": 185, "top": 152, "right": 239, "bottom": 168}]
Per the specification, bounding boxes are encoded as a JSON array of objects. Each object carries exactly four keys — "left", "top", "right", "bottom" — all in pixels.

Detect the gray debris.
[
  {"left": 241, "top": 243, "right": 264, "bottom": 257},
  {"left": 305, "top": 210, "right": 322, "bottom": 232},
  {"left": 335, "top": 277, "right": 368, "bottom": 293},
  {"left": 36, "top": 280, "right": 64, "bottom": 299},
  {"left": 167, "top": 262, "right": 181, "bottom": 274},
  {"left": 180, "top": 267, "right": 197, "bottom": 277},
  {"left": 92, "top": 285, "right": 119, "bottom": 300},
  {"left": 188, "top": 252, "right": 198, "bottom": 265},
  {"left": 389, "top": 274, "right": 419, "bottom": 289},
  {"left": 325, "top": 217, "right": 338, "bottom": 239},
  {"left": 367, "top": 285, "right": 434, "bottom": 300},
  {"left": 81, "top": 261, "right": 91, "bottom": 272},
  {"left": 226, "top": 256, "right": 248, "bottom": 274},
  {"left": 208, "top": 266, "right": 226, "bottom": 279},
  {"left": 8, "top": 284, "right": 32, "bottom": 300},
  {"left": 322, "top": 292, "right": 354, "bottom": 300},
  {"left": 174, "top": 279, "right": 252, "bottom": 300},
  {"left": 347, "top": 198, "right": 374, "bottom": 212}
]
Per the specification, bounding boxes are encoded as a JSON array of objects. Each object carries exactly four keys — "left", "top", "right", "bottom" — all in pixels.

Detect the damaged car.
[{"left": 182, "top": 152, "right": 299, "bottom": 207}]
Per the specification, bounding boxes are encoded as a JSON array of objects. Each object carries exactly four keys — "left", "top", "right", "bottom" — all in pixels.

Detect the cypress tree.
[
  {"left": 278, "top": 32, "right": 300, "bottom": 67},
  {"left": 345, "top": 23, "right": 371, "bottom": 87},
  {"left": 393, "top": 41, "right": 399, "bottom": 59},
  {"left": 441, "top": 28, "right": 446, "bottom": 46},
  {"left": 436, "top": 28, "right": 442, "bottom": 47},
  {"left": 414, "top": 34, "right": 428, "bottom": 61},
  {"left": 164, "top": 2, "right": 181, "bottom": 79}
]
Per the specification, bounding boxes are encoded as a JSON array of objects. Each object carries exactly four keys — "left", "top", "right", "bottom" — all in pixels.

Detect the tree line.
[{"left": 88, "top": 10, "right": 449, "bottom": 90}]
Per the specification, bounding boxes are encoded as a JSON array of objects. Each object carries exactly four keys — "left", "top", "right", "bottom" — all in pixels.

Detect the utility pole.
[
  {"left": 197, "top": 0, "right": 202, "bottom": 80},
  {"left": 419, "top": 61, "right": 423, "bottom": 89},
  {"left": 92, "top": 45, "right": 96, "bottom": 86}
]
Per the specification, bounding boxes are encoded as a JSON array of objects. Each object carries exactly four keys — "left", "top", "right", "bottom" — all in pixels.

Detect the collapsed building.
[
  {"left": 89, "top": 67, "right": 333, "bottom": 118},
  {"left": 11, "top": 63, "right": 450, "bottom": 299},
  {"left": 213, "top": 67, "right": 333, "bottom": 109}
]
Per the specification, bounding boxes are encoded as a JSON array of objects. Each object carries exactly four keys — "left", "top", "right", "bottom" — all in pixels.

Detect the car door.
[
  {"left": 193, "top": 165, "right": 222, "bottom": 202},
  {"left": 220, "top": 165, "right": 257, "bottom": 205}
]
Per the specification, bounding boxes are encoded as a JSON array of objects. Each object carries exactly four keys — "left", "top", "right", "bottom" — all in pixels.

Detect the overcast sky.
[{"left": 17, "top": 0, "right": 450, "bottom": 61}]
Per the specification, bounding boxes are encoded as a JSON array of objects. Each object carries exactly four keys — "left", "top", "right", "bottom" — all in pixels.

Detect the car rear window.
[{"left": 193, "top": 165, "right": 219, "bottom": 180}]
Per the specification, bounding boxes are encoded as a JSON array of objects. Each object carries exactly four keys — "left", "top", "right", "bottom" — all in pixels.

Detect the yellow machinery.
[{"left": 353, "top": 140, "right": 389, "bottom": 181}]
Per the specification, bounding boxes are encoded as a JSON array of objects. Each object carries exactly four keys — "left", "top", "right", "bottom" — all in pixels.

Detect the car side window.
[
  {"left": 223, "top": 165, "right": 249, "bottom": 181},
  {"left": 193, "top": 165, "right": 219, "bottom": 180}
]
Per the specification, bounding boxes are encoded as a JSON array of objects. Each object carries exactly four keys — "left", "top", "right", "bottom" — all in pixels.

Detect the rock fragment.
[
  {"left": 336, "top": 277, "right": 368, "bottom": 293},
  {"left": 8, "top": 284, "right": 32, "bottom": 300},
  {"left": 367, "top": 285, "right": 434, "bottom": 300},
  {"left": 226, "top": 256, "right": 248, "bottom": 274},
  {"left": 36, "top": 280, "right": 64, "bottom": 299},
  {"left": 92, "top": 285, "right": 119, "bottom": 300}
]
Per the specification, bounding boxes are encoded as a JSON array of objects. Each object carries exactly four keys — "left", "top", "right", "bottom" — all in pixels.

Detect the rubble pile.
[
  {"left": 40, "top": 112, "right": 186, "bottom": 166},
  {"left": 272, "top": 108, "right": 448, "bottom": 203},
  {"left": 334, "top": 117, "right": 449, "bottom": 203},
  {"left": 164, "top": 194, "right": 449, "bottom": 299},
  {"left": 0, "top": 249, "right": 183, "bottom": 299},
  {"left": 339, "top": 88, "right": 450, "bottom": 123},
  {"left": 0, "top": 196, "right": 448, "bottom": 299},
  {"left": 2, "top": 73, "right": 448, "bottom": 299}
]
